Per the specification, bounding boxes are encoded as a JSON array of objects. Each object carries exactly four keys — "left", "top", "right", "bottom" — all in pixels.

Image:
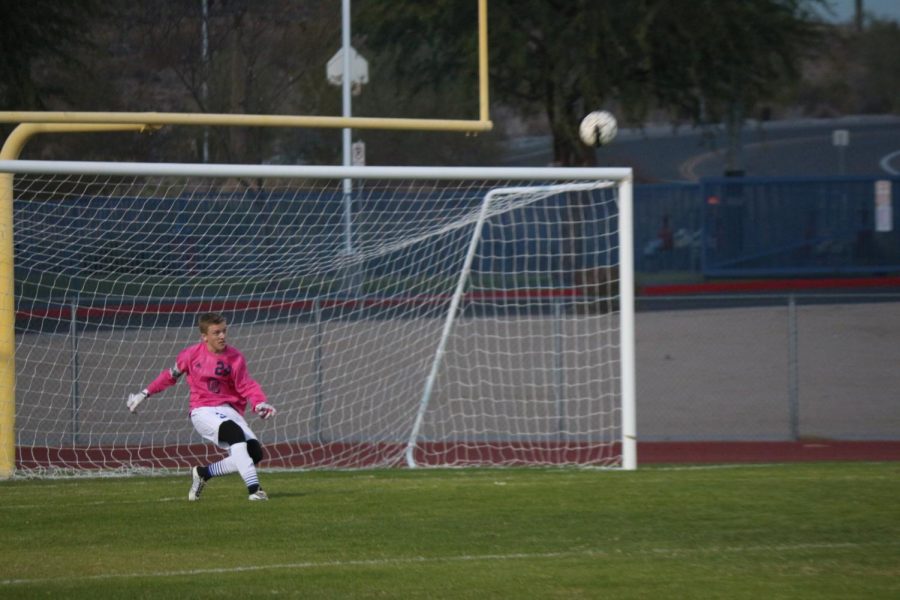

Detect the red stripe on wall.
[{"left": 642, "top": 276, "right": 900, "bottom": 296}]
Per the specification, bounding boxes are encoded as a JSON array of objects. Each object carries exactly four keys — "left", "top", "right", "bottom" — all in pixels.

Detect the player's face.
[{"left": 202, "top": 322, "right": 228, "bottom": 353}]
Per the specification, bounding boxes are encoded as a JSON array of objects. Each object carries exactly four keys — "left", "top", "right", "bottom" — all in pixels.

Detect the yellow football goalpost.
[{"left": 0, "top": 1, "right": 492, "bottom": 478}]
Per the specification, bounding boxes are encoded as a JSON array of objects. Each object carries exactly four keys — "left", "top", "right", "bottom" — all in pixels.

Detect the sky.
[{"left": 820, "top": 0, "right": 900, "bottom": 22}]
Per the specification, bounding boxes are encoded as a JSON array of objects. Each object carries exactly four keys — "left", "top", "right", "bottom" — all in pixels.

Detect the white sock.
[{"left": 229, "top": 441, "right": 260, "bottom": 492}]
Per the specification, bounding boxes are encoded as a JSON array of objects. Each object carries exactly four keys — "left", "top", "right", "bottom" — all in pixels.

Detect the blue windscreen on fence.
[
  {"left": 14, "top": 183, "right": 618, "bottom": 307},
  {"left": 636, "top": 176, "right": 900, "bottom": 277},
  {"left": 15, "top": 176, "right": 899, "bottom": 286}
]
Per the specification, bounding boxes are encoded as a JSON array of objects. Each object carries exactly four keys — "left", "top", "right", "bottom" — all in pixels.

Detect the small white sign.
[
  {"left": 875, "top": 180, "right": 892, "bottom": 232},
  {"left": 832, "top": 129, "right": 850, "bottom": 146},
  {"left": 326, "top": 47, "right": 369, "bottom": 88},
  {"left": 351, "top": 141, "right": 366, "bottom": 166}
]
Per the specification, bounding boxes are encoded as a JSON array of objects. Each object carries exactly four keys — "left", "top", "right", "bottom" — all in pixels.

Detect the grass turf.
[{"left": 1, "top": 463, "right": 898, "bottom": 598}]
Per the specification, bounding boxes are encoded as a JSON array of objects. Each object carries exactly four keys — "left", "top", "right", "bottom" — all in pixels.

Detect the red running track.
[{"left": 15, "top": 440, "right": 900, "bottom": 472}]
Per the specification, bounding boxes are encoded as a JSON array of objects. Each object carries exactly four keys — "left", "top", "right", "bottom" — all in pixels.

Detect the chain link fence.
[{"left": 636, "top": 293, "right": 900, "bottom": 441}]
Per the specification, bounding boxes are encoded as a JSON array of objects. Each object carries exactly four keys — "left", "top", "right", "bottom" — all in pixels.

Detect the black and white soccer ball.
[{"left": 579, "top": 110, "right": 618, "bottom": 147}]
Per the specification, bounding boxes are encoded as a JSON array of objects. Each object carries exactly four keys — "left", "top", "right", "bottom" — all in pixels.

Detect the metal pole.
[
  {"left": 339, "top": 0, "right": 360, "bottom": 296},
  {"left": 619, "top": 178, "right": 637, "bottom": 470},
  {"left": 341, "top": 0, "right": 353, "bottom": 255},
  {"left": 69, "top": 298, "right": 80, "bottom": 446},
  {"left": 0, "top": 111, "right": 492, "bottom": 133},
  {"left": 787, "top": 294, "right": 800, "bottom": 440},
  {"left": 0, "top": 170, "right": 15, "bottom": 478},
  {"left": 553, "top": 297, "right": 565, "bottom": 439},
  {"left": 201, "top": 0, "right": 210, "bottom": 163},
  {"left": 314, "top": 298, "right": 325, "bottom": 443},
  {"left": 477, "top": 0, "right": 489, "bottom": 122}
]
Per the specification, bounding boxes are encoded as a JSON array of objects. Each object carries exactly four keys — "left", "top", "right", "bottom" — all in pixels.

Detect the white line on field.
[
  {"left": 0, "top": 497, "right": 182, "bottom": 511},
  {"left": 3, "top": 541, "right": 896, "bottom": 586}
]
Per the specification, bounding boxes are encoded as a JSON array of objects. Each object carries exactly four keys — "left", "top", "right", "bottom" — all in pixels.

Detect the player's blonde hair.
[{"left": 198, "top": 312, "right": 226, "bottom": 334}]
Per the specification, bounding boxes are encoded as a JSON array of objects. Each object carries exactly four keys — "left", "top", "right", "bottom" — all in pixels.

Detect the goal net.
[{"left": 0, "top": 161, "right": 634, "bottom": 476}]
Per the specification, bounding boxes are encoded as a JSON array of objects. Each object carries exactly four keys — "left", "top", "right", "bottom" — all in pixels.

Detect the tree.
[
  {"left": 0, "top": 0, "right": 101, "bottom": 145},
  {"left": 3, "top": 1, "right": 350, "bottom": 164},
  {"left": 647, "top": 0, "right": 825, "bottom": 174},
  {"left": 94, "top": 0, "right": 344, "bottom": 164},
  {"left": 787, "top": 14, "right": 900, "bottom": 117},
  {"left": 0, "top": 0, "right": 99, "bottom": 110},
  {"left": 358, "top": 0, "right": 824, "bottom": 169},
  {"left": 854, "top": 19, "right": 900, "bottom": 113}
]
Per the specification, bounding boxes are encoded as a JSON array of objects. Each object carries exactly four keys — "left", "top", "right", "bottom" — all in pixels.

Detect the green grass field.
[{"left": 1, "top": 463, "right": 898, "bottom": 599}]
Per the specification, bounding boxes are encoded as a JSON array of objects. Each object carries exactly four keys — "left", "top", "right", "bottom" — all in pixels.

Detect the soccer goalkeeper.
[{"left": 126, "top": 312, "right": 277, "bottom": 501}]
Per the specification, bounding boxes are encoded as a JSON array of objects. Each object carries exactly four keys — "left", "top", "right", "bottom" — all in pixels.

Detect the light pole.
[
  {"left": 201, "top": 0, "right": 209, "bottom": 163},
  {"left": 327, "top": 0, "right": 368, "bottom": 293}
]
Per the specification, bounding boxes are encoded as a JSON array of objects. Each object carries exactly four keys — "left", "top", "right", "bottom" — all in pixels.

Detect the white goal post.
[{"left": 0, "top": 160, "right": 635, "bottom": 476}]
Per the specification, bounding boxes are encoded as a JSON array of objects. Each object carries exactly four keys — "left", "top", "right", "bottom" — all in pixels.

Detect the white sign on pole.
[
  {"left": 351, "top": 141, "right": 366, "bottom": 166},
  {"left": 832, "top": 129, "right": 850, "bottom": 146},
  {"left": 875, "top": 180, "right": 893, "bottom": 232},
  {"left": 327, "top": 47, "right": 369, "bottom": 94}
]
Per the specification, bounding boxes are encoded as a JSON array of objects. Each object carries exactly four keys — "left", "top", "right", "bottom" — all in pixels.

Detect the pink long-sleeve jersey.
[{"left": 146, "top": 342, "right": 267, "bottom": 414}]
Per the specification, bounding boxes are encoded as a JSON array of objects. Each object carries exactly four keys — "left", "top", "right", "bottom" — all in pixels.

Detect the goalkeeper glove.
[
  {"left": 254, "top": 402, "right": 277, "bottom": 420},
  {"left": 127, "top": 390, "right": 148, "bottom": 413}
]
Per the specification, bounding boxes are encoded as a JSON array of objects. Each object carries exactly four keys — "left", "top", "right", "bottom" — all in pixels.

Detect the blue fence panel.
[
  {"left": 633, "top": 182, "right": 702, "bottom": 273},
  {"left": 16, "top": 177, "right": 900, "bottom": 289},
  {"left": 700, "top": 176, "right": 900, "bottom": 277}
]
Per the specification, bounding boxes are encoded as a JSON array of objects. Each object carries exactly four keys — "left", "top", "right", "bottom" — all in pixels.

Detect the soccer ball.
[{"left": 579, "top": 110, "right": 617, "bottom": 147}]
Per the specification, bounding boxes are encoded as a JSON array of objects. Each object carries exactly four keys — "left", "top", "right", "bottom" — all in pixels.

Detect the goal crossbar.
[{"left": 0, "top": 160, "right": 632, "bottom": 181}]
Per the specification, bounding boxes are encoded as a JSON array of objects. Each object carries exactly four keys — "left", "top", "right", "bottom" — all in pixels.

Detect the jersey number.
[{"left": 215, "top": 361, "right": 232, "bottom": 377}]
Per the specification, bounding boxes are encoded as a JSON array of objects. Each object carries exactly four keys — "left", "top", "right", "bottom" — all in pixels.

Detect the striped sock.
[
  {"left": 207, "top": 457, "right": 237, "bottom": 478},
  {"left": 229, "top": 442, "right": 260, "bottom": 493}
]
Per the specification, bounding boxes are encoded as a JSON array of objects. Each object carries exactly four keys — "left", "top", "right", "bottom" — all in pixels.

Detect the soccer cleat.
[
  {"left": 188, "top": 466, "right": 206, "bottom": 501},
  {"left": 248, "top": 489, "right": 269, "bottom": 501}
]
